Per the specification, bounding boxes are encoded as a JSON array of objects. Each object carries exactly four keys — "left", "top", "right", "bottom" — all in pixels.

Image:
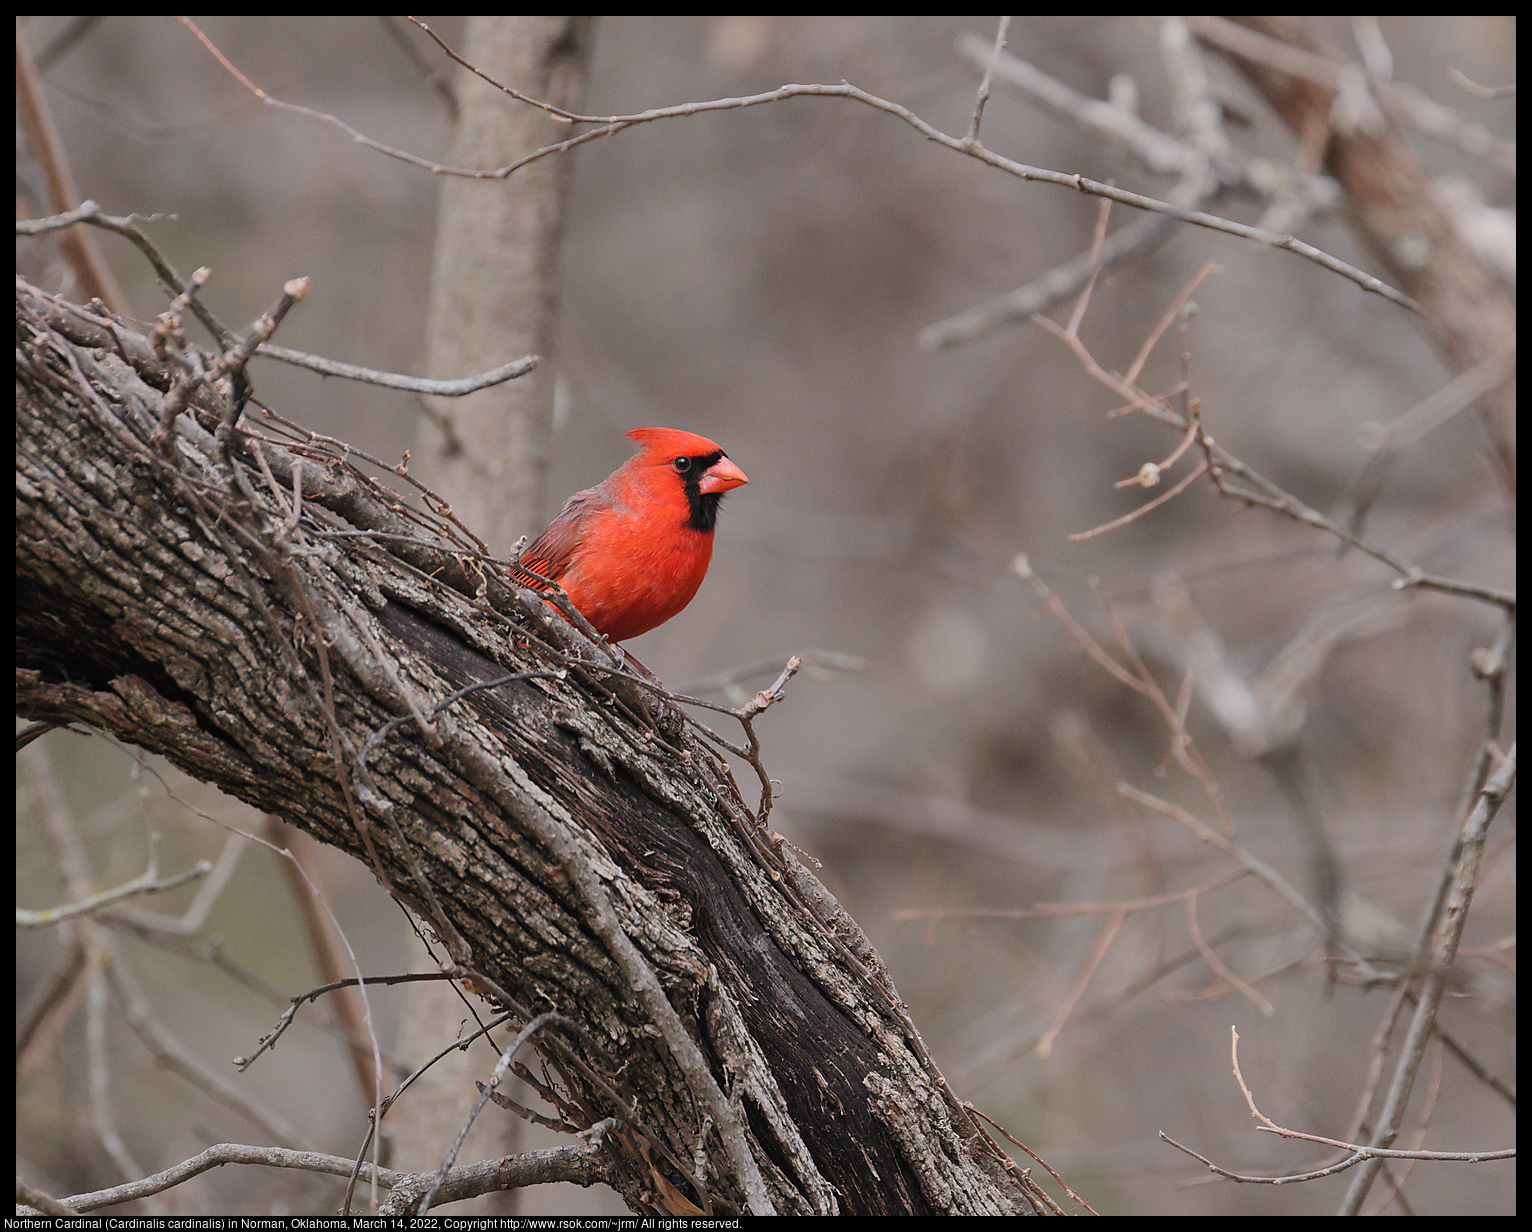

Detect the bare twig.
[
  {"left": 173, "top": 16, "right": 1419, "bottom": 313},
  {"left": 667, "top": 657, "right": 803, "bottom": 824},
  {"left": 895, "top": 867, "right": 1273, "bottom": 1026},
  {"left": 963, "top": 1102, "right": 1098, "bottom": 1215},
  {"left": 18, "top": 201, "right": 236, "bottom": 347},
  {"left": 105, "top": 951, "right": 312, "bottom": 1150},
  {"left": 236, "top": 971, "right": 455, "bottom": 1074},
  {"left": 1013, "top": 557, "right": 1233, "bottom": 829},
  {"left": 1339, "top": 744, "right": 1517, "bottom": 1212},
  {"left": 1190, "top": 16, "right": 1515, "bottom": 173},
  {"left": 1446, "top": 67, "right": 1515, "bottom": 101},
  {"left": 1232, "top": 1026, "right": 1512, "bottom": 1162},
  {"left": 16, "top": 25, "right": 128, "bottom": 312},
  {"left": 963, "top": 16, "right": 1011, "bottom": 143},
  {"left": 1338, "top": 345, "right": 1517, "bottom": 542},
  {"left": 416, "top": 1012, "right": 591, "bottom": 1215},
  {"left": 256, "top": 344, "right": 538, "bottom": 395},
  {"left": 1067, "top": 459, "right": 1206, "bottom": 541},
  {"left": 23, "top": 1139, "right": 607, "bottom": 1216},
  {"left": 17, "top": 843, "right": 213, "bottom": 928},
  {"left": 1032, "top": 270, "right": 1514, "bottom": 611}
]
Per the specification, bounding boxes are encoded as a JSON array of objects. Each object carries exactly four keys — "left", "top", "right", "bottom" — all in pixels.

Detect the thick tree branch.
[{"left": 15, "top": 277, "right": 1041, "bottom": 1216}]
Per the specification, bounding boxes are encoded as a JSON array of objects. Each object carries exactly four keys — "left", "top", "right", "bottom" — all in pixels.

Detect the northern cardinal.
[{"left": 512, "top": 427, "right": 749, "bottom": 643}]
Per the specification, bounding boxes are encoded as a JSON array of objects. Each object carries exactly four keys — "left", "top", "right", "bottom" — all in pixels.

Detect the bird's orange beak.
[{"left": 698, "top": 455, "right": 749, "bottom": 494}]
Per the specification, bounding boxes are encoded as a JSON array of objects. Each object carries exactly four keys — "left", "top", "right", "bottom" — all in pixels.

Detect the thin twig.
[
  {"left": 963, "top": 16, "right": 1011, "bottom": 143},
  {"left": 1339, "top": 744, "right": 1517, "bottom": 1212},
  {"left": 173, "top": 16, "right": 1420, "bottom": 313},
  {"left": 256, "top": 344, "right": 538, "bottom": 395},
  {"left": 1231, "top": 1026, "right": 1513, "bottom": 1162},
  {"left": 31, "top": 1139, "right": 605, "bottom": 1216},
  {"left": 17, "top": 848, "right": 213, "bottom": 928}
]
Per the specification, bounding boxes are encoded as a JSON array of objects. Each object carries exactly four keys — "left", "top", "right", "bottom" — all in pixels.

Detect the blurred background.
[{"left": 17, "top": 15, "right": 1515, "bottom": 1216}]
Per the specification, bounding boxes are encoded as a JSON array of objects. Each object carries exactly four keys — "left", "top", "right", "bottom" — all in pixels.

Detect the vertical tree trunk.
[
  {"left": 417, "top": 15, "right": 596, "bottom": 544},
  {"left": 397, "top": 18, "right": 595, "bottom": 1207}
]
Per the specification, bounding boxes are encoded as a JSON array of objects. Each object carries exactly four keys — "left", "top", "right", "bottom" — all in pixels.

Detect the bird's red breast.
[{"left": 513, "top": 427, "right": 748, "bottom": 643}]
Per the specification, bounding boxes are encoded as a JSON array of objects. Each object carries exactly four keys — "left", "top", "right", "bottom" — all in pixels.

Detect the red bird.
[{"left": 512, "top": 427, "right": 749, "bottom": 643}]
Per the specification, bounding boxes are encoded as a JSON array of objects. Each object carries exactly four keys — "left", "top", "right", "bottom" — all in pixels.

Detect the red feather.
[{"left": 513, "top": 428, "right": 748, "bottom": 643}]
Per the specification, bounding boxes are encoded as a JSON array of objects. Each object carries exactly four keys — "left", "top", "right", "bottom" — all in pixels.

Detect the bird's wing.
[{"left": 512, "top": 487, "right": 607, "bottom": 589}]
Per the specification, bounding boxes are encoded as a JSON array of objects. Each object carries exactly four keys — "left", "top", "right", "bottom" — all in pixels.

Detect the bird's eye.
[{"left": 672, "top": 456, "right": 691, "bottom": 473}]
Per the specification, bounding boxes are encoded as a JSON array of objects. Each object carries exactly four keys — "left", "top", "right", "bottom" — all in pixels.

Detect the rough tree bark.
[
  {"left": 15, "top": 277, "right": 1043, "bottom": 1216},
  {"left": 402, "top": 16, "right": 595, "bottom": 1201}
]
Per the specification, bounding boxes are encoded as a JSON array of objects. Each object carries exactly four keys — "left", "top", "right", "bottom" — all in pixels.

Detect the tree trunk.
[
  {"left": 417, "top": 14, "right": 595, "bottom": 544},
  {"left": 400, "top": 17, "right": 595, "bottom": 1206},
  {"left": 16, "top": 277, "right": 1041, "bottom": 1215}
]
